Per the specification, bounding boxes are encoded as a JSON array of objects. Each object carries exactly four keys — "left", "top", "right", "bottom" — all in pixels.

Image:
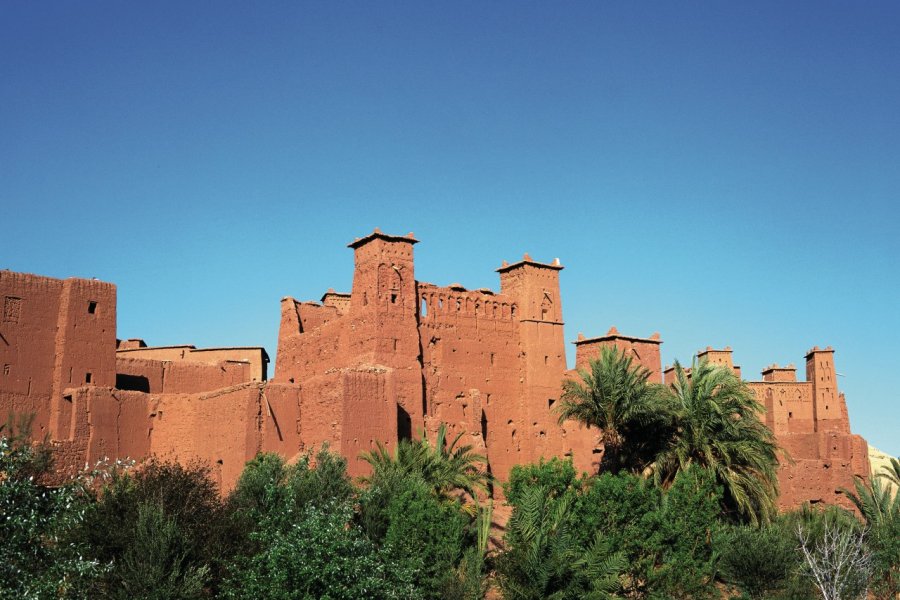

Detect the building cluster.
[{"left": 0, "top": 230, "right": 869, "bottom": 507}]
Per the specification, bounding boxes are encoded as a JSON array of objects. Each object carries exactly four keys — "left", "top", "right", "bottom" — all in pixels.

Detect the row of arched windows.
[{"left": 419, "top": 292, "right": 517, "bottom": 321}]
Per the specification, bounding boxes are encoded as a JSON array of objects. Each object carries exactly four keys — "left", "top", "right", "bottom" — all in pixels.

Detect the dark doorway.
[
  {"left": 397, "top": 404, "right": 412, "bottom": 441},
  {"left": 116, "top": 373, "right": 150, "bottom": 393}
]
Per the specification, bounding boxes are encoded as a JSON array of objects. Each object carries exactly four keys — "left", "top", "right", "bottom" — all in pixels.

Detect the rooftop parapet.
[
  {"left": 804, "top": 345, "right": 835, "bottom": 358},
  {"left": 347, "top": 228, "right": 419, "bottom": 249},
  {"left": 761, "top": 363, "right": 798, "bottom": 382},
  {"left": 496, "top": 253, "right": 563, "bottom": 273},
  {"left": 320, "top": 288, "right": 351, "bottom": 302},
  {"left": 573, "top": 326, "right": 662, "bottom": 346}
]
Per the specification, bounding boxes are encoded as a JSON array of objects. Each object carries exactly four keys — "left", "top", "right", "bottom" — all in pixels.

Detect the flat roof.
[
  {"left": 573, "top": 333, "right": 662, "bottom": 345},
  {"left": 496, "top": 257, "right": 564, "bottom": 273},
  {"left": 347, "top": 229, "right": 419, "bottom": 249},
  {"left": 117, "top": 345, "right": 196, "bottom": 352},
  {"left": 320, "top": 290, "right": 351, "bottom": 302},
  {"left": 191, "top": 347, "right": 270, "bottom": 360}
]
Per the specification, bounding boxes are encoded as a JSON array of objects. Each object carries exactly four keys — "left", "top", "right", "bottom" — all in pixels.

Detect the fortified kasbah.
[{"left": 0, "top": 229, "right": 870, "bottom": 510}]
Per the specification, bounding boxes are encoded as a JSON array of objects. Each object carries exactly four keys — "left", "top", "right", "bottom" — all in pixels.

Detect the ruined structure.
[{"left": 0, "top": 231, "right": 870, "bottom": 508}]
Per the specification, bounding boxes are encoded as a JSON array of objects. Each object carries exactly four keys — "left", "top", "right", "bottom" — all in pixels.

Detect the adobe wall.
[
  {"left": 117, "top": 345, "right": 268, "bottom": 382},
  {"left": 573, "top": 327, "right": 663, "bottom": 383},
  {"left": 417, "top": 281, "right": 524, "bottom": 481},
  {"left": 42, "top": 376, "right": 391, "bottom": 492},
  {"left": 745, "top": 348, "right": 868, "bottom": 510},
  {"left": 1, "top": 271, "right": 115, "bottom": 439},
  {"left": 1, "top": 233, "right": 874, "bottom": 511}
]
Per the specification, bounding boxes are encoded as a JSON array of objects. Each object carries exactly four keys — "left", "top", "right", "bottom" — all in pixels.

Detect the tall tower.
[
  {"left": 497, "top": 254, "right": 567, "bottom": 458},
  {"left": 805, "top": 346, "right": 848, "bottom": 433},
  {"left": 346, "top": 229, "right": 424, "bottom": 437}
]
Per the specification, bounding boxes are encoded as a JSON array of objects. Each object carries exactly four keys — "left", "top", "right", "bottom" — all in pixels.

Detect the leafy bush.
[
  {"left": 496, "top": 485, "right": 578, "bottom": 599},
  {"left": 227, "top": 446, "right": 355, "bottom": 536},
  {"left": 74, "top": 458, "right": 232, "bottom": 597},
  {"left": 719, "top": 521, "right": 800, "bottom": 599},
  {"left": 573, "top": 472, "right": 664, "bottom": 597},
  {"left": 503, "top": 456, "right": 580, "bottom": 505},
  {"left": 222, "top": 501, "right": 420, "bottom": 600},
  {"left": 653, "top": 466, "right": 722, "bottom": 598},
  {"left": 109, "top": 501, "right": 209, "bottom": 600},
  {"left": 383, "top": 477, "right": 468, "bottom": 597},
  {"left": 0, "top": 426, "right": 103, "bottom": 598}
]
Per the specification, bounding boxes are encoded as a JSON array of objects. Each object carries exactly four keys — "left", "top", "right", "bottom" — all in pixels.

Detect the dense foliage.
[
  {"left": 2, "top": 352, "right": 895, "bottom": 600},
  {"left": 0, "top": 423, "right": 103, "bottom": 599}
]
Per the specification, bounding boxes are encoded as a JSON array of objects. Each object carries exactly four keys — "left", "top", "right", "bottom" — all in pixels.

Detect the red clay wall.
[
  {"left": 748, "top": 349, "right": 869, "bottom": 511},
  {"left": 1, "top": 271, "right": 115, "bottom": 439},
  {"left": 574, "top": 329, "right": 663, "bottom": 383}
]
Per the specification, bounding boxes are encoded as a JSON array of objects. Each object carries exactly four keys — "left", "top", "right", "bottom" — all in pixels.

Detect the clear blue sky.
[{"left": 2, "top": 2, "right": 898, "bottom": 455}]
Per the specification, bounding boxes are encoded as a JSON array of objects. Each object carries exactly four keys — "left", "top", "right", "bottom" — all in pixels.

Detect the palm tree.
[
  {"left": 497, "top": 486, "right": 625, "bottom": 600},
  {"left": 360, "top": 423, "right": 489, "bottom": 501},
  {"left": 841, "top": 475, "right": 900, "bottom": 527},
  {"left": 654, "top": 359, "right": 780, "bottom": 525},
  {"left": 557, "top": 345, "right": 671, "bottom": 474},
  {"left": 497, "top": 485, "right": 575, "bottom": 600},
  {"left": 877, "top": 456, "right": 900, "bottom": 490}
]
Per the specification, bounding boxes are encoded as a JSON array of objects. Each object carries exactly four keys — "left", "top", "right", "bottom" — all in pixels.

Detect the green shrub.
[
  {"left": 719, "top": 523, "right": 797, "bottom": 599},
  {"left": 503, "top": 456, "right": 579, "bottom": 505},
  {"left": 228, "top": 447, "right": 355, "bottom": 537},
  {"left": 496, "top": 485, "right": 579, "bottom": 599},
  {"left": 109, "top": 501, "right": 209, "bottom": 600},
  {"left": 0, "top": 427, "right": 103, "bottom": 598},
  {"left": 653, "top": 466, "right": 722, "bottom": 599},
  {"left": 383, "top": 477, "right": 468, "bottom": 597},
  {"left": 222, "top": 501, "right": 420, "bottom": 600},
  {"left": 573, "top": 472, "right": 664, "bottom": 597},
  {"left": 75, "top": 458, "right": 231, "bottom": 597}
]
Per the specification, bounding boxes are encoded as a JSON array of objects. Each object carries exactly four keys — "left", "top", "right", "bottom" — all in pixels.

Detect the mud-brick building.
[{"left": 0, "top": 230, "right": 871, "bottom": 506}]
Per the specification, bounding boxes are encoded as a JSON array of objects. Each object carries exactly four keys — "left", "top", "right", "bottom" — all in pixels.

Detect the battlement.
[{"left": 417, "top": 282, "right": 516, "bottom": 321}]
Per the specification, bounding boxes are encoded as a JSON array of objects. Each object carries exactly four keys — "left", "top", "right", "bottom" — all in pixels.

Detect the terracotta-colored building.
[{"left": 0, "top": 231, "right": 870, "bottom": 506}]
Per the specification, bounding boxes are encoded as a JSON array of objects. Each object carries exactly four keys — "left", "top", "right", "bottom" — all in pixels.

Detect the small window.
[
  {"left": 420, "top": 297, "right": 428, "bottom": 317},
  {"left": 548, "top": 398, "right": 556, "bottom": 408},
  {"left": 88, "top": 301, "right": 98, "bottom": 314},
  {"left": 788, "top": 412, "right": 793, "bottom": 418},
  {"left": 490, "top": 353, "right": 495, "bottom": 366},
  {"left": 544, "top": 355, "right": 548, "bottom": 365},
  {"left": 64, "top": 394, "right": 72, "bottom": 403},
  {"left": 85, "top": 372, "right": 92, "bottom": 384},
  {"left": 390, "top": 293, "right": 397, "bottom": 304},
  {"left": 2, "top": 364, "right": 9, "bottom": 376}
]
